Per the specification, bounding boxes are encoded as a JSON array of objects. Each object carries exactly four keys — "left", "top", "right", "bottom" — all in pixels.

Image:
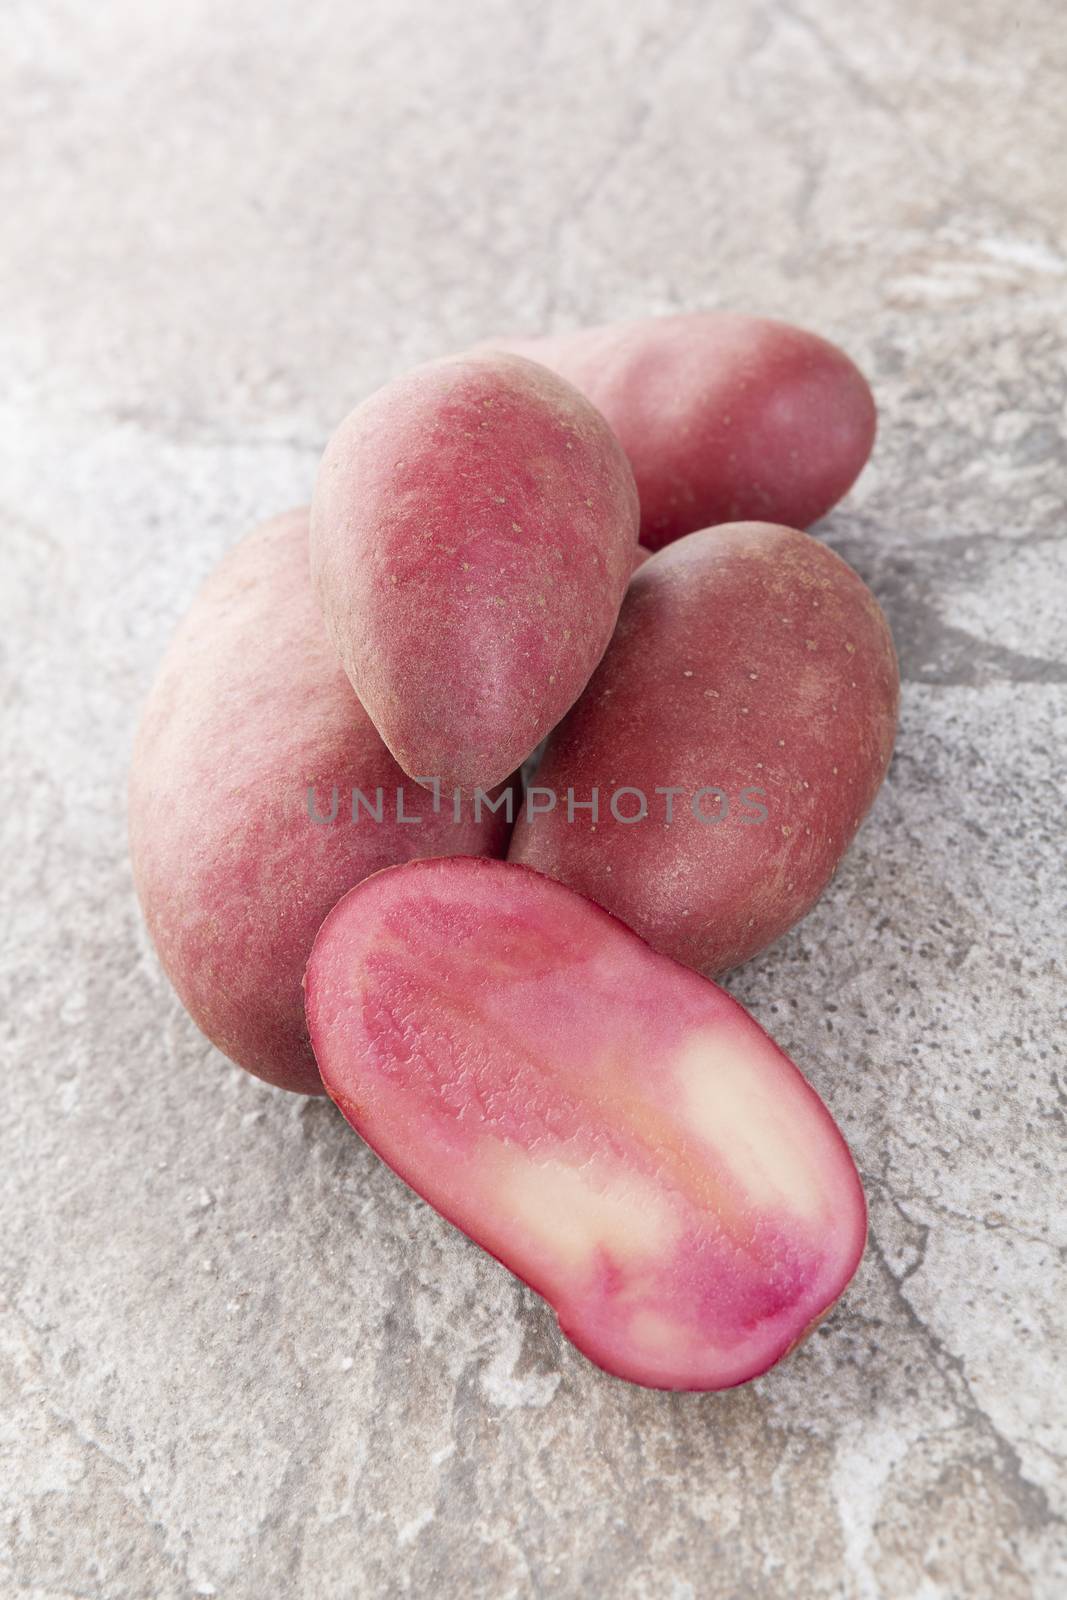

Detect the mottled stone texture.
[{"left": 2, "top": 1, "right": 1065, "bottom": 1595}]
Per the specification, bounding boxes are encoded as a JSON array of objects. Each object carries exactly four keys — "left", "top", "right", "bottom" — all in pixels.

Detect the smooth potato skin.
[
  {"left": 485, "top": 313, "right": 876, "bottom": 550},
  {"left": 509, "top": 523, "right": 899, "bottom": 975},
  {"left": 128, "top": 510, "right": 513, "bottom": 1095},
  {"left": 310, "top": 352, "right": 639, "bottom": 790}
]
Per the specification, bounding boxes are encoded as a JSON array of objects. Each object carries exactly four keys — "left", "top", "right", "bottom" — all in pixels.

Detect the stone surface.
[{"left": 2, "top": 1, "right": 1065, "bottom": 1595}]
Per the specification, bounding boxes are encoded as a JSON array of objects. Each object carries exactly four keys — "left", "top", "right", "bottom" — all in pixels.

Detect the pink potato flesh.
[
  {"left": 128, "top": 510, "right": 514, "bottom": 1095},
  {"left": 482, "top": 312, "right": 876, "bottom": 550},
  {"left": 509, "top": 523, "right": 899, "bottom": 976},
  {"left": 305, "top": 856, "right": 867, "bottom": 1391},
  {"left": 310, "top": 352, "right": 640, "bottom": 791}
]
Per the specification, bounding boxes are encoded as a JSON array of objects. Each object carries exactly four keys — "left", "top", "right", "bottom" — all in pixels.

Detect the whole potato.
[
  {"left": 508, "top": 523, "right": 898, "bottom": 975},
  {"left": 483, "top": 313, "right": 876, "bottom": 550},
  {"left": 128, "top": 509, "right": 514, "bottom": 1095},
  {"left": 310, "top": 352, "right": 639, "bottom": 791}
]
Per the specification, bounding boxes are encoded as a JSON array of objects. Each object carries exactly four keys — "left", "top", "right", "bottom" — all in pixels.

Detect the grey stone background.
[{"left": 3, "top": 1, "right": 1065, "bottom": 1595}]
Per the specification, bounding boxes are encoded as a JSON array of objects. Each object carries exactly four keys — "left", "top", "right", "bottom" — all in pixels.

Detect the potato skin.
[
  {"left": 310, "top": 352, "right": 639, "bottom": 791},
  {"left": 508, "top": 523, "right": 899, "bottom": 975},
  {"left": 484, "top": 313, "right": 876, "bottom": 550},
  {"left": 128, "top": 509, "right": 514, "bottom": 1095}
]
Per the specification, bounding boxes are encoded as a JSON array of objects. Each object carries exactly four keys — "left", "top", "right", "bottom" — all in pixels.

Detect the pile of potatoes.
[{"left": 130, "top": 312, "right": 898, "bottom": 1390}]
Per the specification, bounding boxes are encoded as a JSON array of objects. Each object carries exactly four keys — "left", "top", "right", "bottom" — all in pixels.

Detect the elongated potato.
[
  {"left": 306, "top": 857, "right": 867, "bottom": 1391},
  {"left": 509, "top": 523, "right": 899, "bottom": 975},
  {"left": 310, "top": 352, "right": 639, "bottom": 791},
  {"left": 128, "top": 510, "right": 513, "bottom": 1095},
  {"left": 483, "top": 313, "right": 876, "bottom": 549}
]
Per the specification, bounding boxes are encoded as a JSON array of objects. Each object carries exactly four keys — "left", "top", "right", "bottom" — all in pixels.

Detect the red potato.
[
  {"left": 306, "top": 856, "right": 867, "bottom": 1391},
  {"left": 483, "top": 312, "right": 876, "bottom": 550},
  {"left": 128, "top": 510, "right": 514, "bottom": 1096},
  {"left": 510, "top": 523, "right": 899, "bottom": 976},
  {"left": 310, "top": 352, "right": 639, "bottom": 792}
]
